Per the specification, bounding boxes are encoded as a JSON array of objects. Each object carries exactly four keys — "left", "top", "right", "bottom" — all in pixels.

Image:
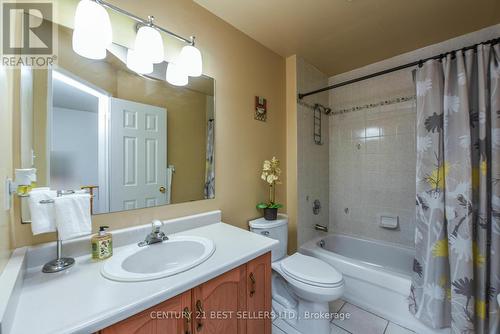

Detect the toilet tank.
[{"left": 248, "top": 215, "right": 288, "bottom": 262}]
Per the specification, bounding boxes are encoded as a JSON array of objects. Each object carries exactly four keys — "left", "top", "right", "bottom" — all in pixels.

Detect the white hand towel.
[
  {"left": 54, "top": 193, "right": 92, "bottom": 240},
  {"left": 28, "top": 188, "right": 57, "bottom": 235}
]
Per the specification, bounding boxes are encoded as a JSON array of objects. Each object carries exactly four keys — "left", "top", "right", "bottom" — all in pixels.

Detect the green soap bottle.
[{"left": 91, "top": 226, "right": 113, "bottom": 260}]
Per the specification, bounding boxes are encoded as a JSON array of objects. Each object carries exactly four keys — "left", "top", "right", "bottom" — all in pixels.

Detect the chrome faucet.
[{"left": 138, "top": 220, "right": 169, "bottom": 247}]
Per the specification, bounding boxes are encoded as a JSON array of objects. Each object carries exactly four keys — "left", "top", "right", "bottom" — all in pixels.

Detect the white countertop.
[{"left": 9, "top": 222, "right": 277, "bottom": 334}]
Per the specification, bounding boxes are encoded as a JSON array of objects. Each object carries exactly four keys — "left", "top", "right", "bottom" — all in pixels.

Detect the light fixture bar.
[{"left": 94, "top": 0, "right": 194, "bottom": 45}]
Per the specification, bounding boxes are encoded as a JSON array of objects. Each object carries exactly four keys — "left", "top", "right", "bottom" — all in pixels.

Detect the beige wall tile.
[{"left": 295, "top": 57, "right": 329, "bottom": 246}]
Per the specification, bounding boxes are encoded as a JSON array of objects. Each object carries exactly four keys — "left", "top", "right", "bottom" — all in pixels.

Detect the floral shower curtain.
[
  {"left": 410, "top": 44, "right": 500, "bottom": 333},
  {"left": 204, "top": 119, "right": 215, "bottom": 199}
]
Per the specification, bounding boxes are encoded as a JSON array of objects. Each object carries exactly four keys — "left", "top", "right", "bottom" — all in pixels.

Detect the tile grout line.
[
  {"left": 338, "top": 302, "right": 389, "bottom": 334},
  {"left": 348, "top": 301, "right": 389, "bottom": 323},
  {"left": 332, "top": 301, "right": 354, "bottom": 333},
  {"left": 337, "top": 300, "right": 346, "bottom": 313},
  {"left": 383, "top": 321, "right": 389, "bottom": 334},
  {"left": 332, "top": 323, "right": 353, "bottom": 334},
  {"left": 336, "top": 301, "right": 416, "bottom": 334}
]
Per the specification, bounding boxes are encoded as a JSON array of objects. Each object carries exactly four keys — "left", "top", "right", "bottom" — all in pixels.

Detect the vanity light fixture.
[
  {"left": 72, "top": 0, "right": 203, "bottom": 86},
  {"left": 126, "top": 49, "right": 153, "bottom": 74},
  {"left": 134, "top": 16, "right": 164, "bottom": 64},
  {"left": 166, "top": 62, "right": 188, "bottom": 86},
  {"left": 72, "top": 0, "right": 112, "bottom": 59},
  {"left": 178, "top": 37, "right": 203, "bottom": 77}
]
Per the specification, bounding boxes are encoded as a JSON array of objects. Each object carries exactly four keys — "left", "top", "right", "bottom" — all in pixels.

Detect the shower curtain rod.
[{"left": 298, "top": 37, "right": 500, "bottom": 100}]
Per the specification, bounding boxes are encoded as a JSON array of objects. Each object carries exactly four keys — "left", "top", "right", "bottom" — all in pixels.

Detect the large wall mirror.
[{"left": 19, "top": 23, "right": 215, "bottom": 217}]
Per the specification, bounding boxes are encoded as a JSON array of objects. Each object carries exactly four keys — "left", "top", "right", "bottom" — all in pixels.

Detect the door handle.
[
  {"left": 196, "top": 300, "right": 204, "bottom": 332},
  {"left": 249, "top": 272, "right": 256, "bottom": 297},
  {"left": 159, "top": 186, "right": 166, "bottom": 193},
  {"left": 183, "top": 307, "right": 191, "bottom": 334}
]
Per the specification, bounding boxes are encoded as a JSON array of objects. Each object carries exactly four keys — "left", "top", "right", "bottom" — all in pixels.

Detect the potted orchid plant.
[{"left": 256, "top": 156, "right": 283, "bottom": 220}]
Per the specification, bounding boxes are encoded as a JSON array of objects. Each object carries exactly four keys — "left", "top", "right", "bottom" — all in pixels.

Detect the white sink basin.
[{"left": 101, "top": 236, "right": 215, "bottom": 282}]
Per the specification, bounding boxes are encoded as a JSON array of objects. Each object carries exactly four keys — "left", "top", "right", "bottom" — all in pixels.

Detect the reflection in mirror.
[{"left": 19, "top": 24, "right": 215, "bottom": 216}]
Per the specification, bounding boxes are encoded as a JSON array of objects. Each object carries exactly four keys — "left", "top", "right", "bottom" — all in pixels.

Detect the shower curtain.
[
  {"left": 410, "top": 44, "right": 500, "bottom": 333},
  {"left": 204, "top": 119, "right": 215, "bottom": 199}
]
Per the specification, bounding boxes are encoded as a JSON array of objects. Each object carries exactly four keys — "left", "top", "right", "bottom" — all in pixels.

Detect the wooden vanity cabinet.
[
  {"left": 100, "top": 291, "right": 191, "bottom": 334},
  {"left": 99, "top": 252, "right": 271, "bottom": 334},
  {"left": 246, "top": 253, "right": 272, "bottom": 334},
  {"left": 192, "top": 265, "right": 247, "bottom": 334}
]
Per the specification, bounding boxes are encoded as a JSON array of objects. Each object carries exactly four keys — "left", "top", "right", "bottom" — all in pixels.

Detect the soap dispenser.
[{"left": 91, "top": 226, "right": 113, "bottom": 260}]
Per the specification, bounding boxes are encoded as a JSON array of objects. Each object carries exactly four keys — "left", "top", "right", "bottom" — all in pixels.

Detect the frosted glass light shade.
[
  {"left": 178, "top": 45, "right": 202, "bottom": 77},
  {"left": 126, "top": 49, "right": 153, "bottom": 74},
  {"left": 134, "top": 26, "right": 164, "bottom": 64},
  {"left": 72, "top": 0, "right": 112, "bottom": 60},
  {"left": 166, "top": 62, "right": 188, "bottom": 86},
  {"left": 73, "top": 30, "right": 106, "bottom": 60}
]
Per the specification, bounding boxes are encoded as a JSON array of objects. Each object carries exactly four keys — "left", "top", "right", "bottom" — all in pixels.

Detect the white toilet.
[{"left": 249, "top": 215, "right": 344, "bottom": 334}]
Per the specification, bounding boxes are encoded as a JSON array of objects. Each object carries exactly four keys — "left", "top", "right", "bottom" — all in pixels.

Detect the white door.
[{"left": 109, "top": 97, "right": 167, "bottom": 212}]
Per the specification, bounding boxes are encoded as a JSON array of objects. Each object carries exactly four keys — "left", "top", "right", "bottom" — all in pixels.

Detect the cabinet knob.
[
  {"left": 196, "top": 300, "right": 204, "bottom": 332},
  {"left": 183, "top": 307, "right": 191, "bottom": 334},
  {"left": 249, "top": 272, "right": 256, "bottom": 297}
]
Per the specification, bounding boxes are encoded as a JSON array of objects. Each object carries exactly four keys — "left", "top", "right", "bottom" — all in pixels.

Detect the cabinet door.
[
  {"left": 192, "top": 266, "right": 247, "bottom": 334},
  {"left": 101, "top": 290, "right": 192, "bottom": 334},
  {"left": 246, "top": 252, "right": 271, "bottom": 334}
]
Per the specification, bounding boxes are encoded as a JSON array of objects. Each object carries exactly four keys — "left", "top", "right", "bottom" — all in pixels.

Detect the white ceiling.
[{"left": 194, "top": 0, "right": 500, "bottom": 75}]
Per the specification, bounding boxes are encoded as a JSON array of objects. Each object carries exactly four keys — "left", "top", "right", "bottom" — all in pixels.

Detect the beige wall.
[
  {"left": 58, "top": 27, "right": 119, "bottom": 95},
  {"left": 0, "top": 67, "right": 14, "bottom": 273},
  {"left": 11, "top": 0, "right": 287, "bottom": 248}
]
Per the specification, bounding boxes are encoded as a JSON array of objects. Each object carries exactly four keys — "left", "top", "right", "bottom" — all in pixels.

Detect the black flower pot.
[{"left": 263, "top": 208, "right": 278, "bottom": 220}]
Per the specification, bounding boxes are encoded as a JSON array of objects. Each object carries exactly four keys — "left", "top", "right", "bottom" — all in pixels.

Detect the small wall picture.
[{"left": 255, "top": 96, "right": 267, "bottom": 121}]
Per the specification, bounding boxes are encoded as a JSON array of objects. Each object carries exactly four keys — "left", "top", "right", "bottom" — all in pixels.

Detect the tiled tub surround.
[
  {"left": 296, "top": 57, "right": 330, "bottom": 246},
  {"left": 326, "top": 25, "right": 500, "bottom": 247},
  {"left": 329, "top": 99, "right": 417, "bottom": 247},
  {"left": 0, "top": 211, "right": 277, "bottom": 334}
]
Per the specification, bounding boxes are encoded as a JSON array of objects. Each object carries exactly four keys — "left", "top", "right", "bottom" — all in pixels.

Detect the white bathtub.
[{"left": 300, "top": 234, "right": 450, "bottom": 334}]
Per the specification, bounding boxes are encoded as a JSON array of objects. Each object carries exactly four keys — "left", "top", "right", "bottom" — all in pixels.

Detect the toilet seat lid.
[{"left": 280, "top": 253, "right": 343, "bottom": 287}]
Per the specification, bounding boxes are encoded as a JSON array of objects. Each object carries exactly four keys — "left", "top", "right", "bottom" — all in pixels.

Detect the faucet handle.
[{"left": 152, "top": 220, "right": 163, "bottom": 232}]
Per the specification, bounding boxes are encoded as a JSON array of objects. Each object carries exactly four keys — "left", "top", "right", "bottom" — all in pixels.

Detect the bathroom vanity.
[
  {"left": 0, "top": 211, "right": 277, "bottom": 334},
  {"left": 99, "top": 252, "right": 270, "bottom": 334}
]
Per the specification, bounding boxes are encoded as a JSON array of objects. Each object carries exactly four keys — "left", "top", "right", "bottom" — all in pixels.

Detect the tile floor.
[{"left": 330, "top": 300, "right": 415, "bottom": 334}]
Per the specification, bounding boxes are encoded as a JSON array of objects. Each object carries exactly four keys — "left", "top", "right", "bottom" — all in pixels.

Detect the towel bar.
[
  {"left": 20, "top": 189, "right": 94, "bottom": 224},
  {"left": 40, "top": 189, "right": 88, "bottom": 273}
]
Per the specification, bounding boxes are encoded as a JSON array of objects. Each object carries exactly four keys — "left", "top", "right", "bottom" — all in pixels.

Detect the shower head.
[{"left": 324, "top": 107, "right": 332, "bottom": 115}]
